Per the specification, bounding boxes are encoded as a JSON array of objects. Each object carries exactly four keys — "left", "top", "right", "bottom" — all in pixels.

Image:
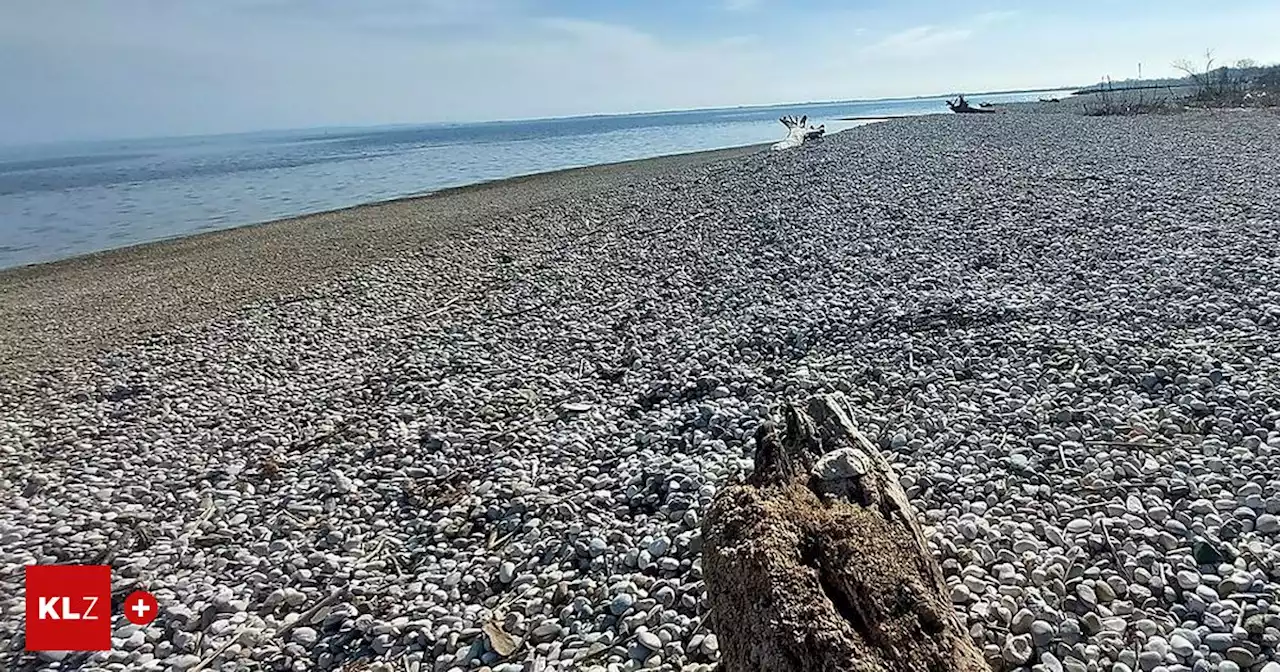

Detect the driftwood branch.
[
  {"left": 947, "top": 94, "right": 997, "bottom": 114},
  {"left": 702, "top": 393, "right": 989, "bottom": 672},
  {"left": 772, "top": 115, "right": 826, "bottom": 150}
]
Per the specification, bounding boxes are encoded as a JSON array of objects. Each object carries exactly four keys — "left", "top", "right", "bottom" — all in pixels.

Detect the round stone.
[
  {"left": 1169, "top": 634, "right": 1194, "bottom": 658},
  {"left": 1067, "top": 519, "right": 1093, "bottom": 534},
  {"left": 1002, "top": 634, "right": 1032, "bottom": 665},
  {"left": 290, "top": 627, "right": 318, "bottom": 647},
  {"left": 637, "top": 631, "right": 662, "bottom": 651},
  {"left": 1031, "top": 620, "right": 1056, "bottom": 647},
  {"left": 610, "top": 593, "right": 635, "bottom": 616}
]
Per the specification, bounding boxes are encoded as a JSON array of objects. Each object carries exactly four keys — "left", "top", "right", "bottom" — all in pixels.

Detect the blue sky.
[{"left": 2, "top": 0, "right": 1279, "bottom": 143}]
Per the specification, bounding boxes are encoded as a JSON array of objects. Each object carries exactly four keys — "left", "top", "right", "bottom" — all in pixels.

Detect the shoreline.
[
  {"left": 0, "top": 143, "right": 768, "bottom": 279},
  {"left": 0, "top": 143, "right": 764, "bottom": 374}
]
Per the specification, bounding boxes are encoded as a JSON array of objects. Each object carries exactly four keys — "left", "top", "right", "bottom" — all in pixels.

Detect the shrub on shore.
[
  {"left": 1247, "top": 64, "right": 1280, "bottom": 106},
  {"left": 1080, "top": 78, "right": 1181, "bottom": 117},
  {"left": 1175, "top": 51, "right": 1280, "bottom": 108},
  {"left": 1174, "top": 51, "right": 1246, "bottom": 106},
  {"left": 1082, "top": 51, "right": 1279, "bottom": 116}
]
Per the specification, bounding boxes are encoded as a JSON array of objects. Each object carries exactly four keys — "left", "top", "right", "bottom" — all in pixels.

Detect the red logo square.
[{"left": 24, "top": 565, "right": 112, "bottom": 652}]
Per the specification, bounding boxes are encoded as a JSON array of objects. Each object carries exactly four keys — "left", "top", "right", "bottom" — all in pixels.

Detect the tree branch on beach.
[{"left": 772, "top": 115, "right": 825, "bottom": 150}]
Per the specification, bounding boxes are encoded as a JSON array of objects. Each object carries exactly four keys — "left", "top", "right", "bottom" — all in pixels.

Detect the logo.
[
  {"left": 25, "top": 565, "right": 112, "bottom": 651},
  {"left": 123, "top": 590, "right": 158, "bottom": 626}
]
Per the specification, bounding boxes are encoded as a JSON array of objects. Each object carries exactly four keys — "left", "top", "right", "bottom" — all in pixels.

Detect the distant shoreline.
[
  {"left": 837, "top": 114, "right": 922, "bottom": 121},
  {"left": 0, "top": 143, "right": 764, "bottom": 373},
  {"left": 1, "top": 87, "right": 1080, "bottom": 150}
]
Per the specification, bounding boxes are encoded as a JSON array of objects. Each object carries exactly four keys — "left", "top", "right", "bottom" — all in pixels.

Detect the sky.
[{"left": 2, "top": 0, "right": 1280, "bottom": 144}]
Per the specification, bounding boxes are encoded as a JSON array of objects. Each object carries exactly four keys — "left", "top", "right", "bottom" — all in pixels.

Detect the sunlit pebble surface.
[{"left": 4, "top": 110, "right": 1280, "bottom": 672}]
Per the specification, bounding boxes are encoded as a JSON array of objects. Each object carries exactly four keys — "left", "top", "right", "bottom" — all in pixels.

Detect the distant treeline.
[{"left": 1074, "top": 62, "right": 1280, "bottom": 96}]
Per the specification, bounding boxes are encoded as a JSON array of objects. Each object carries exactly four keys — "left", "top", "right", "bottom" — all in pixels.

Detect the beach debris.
[
  {"left": 483, "top": 619, "right": 519, "bottom": 657},
  {"left": 772, "top": 114, "right": 826, "bottom": 150},
  {"left": 947, "top": 94, "right": 997, "bottom": 113},
  {"left": 702, "top": 394, "right": 988, "bottom": 671}
]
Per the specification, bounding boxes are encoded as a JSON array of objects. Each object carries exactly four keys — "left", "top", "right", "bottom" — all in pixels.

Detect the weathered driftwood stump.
[
  {"left": 771, "top": 115, "right": 826, "bottom": 150},
  {"left": 702, "top": 394, "right": 989, "bottom": 672}
]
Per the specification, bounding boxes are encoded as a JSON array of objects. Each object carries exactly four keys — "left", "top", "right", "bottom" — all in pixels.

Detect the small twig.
[
  {"left": 570, "top": 215, "right": 625, "bottom": 243},
  {"left": 494, "top": 582, "right": 544, "bottom": 615},
  {"left": 1059, "top": 442, "right": 1075, "bottom": 470},
  {"left": 276, "top": 589, "right": 347, "bottom": 641},
  {"left": 1062, "top": 546, "right": 1082, "bottom": 593},
  {"left": 190, "top": 626, "right": 248, "bottom": 672},
  {"left": 289, "top": 419, "right": 355, "bottom": 453},
  {"left": 1085, "top": 440, "right": 1171, "bottom": 449},
  {"left": 357, "top": 536, "right": 388, "bottom": 565},
  {"left": 382, "top": 294, "right": 465, "bottom": 326},
  {"left": 1101, "top": 519, "right": 1132, "bottom": 581},
  {"left": 575, "top": 629, "right": 638, "bottom": 663},
  {"left": 1044, "top": 174, "right": 1111, "bottom": 183},
  {"left": 488, "top": 529, "right": 519, "bottom": 551},
  {"left": 276, "top": 509, "right": 306, "bottom": 527},
  {"left": 1011, "top": 464, "right": 1052, "bottom": 486},
  {"left": 420, "top": 295, "right": 463, "bottom": 319},
  {"left": 689, "top": 608, "right": 713, "bottom": 635},
  {"left": 1064, "top": 502, "right": 1110, "bottom": 515},
  {"left": 193, "top": 504, "right": 216, "bottom": 529}
]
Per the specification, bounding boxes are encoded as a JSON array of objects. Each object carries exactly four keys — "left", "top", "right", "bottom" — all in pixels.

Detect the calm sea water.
[{"left": 0, "top": 90, "right": 1068, "bottom": 269}]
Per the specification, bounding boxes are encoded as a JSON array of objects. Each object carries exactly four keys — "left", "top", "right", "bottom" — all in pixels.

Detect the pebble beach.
[{"left": 4, "top": 108, "right": 1280, "bottom": 672}]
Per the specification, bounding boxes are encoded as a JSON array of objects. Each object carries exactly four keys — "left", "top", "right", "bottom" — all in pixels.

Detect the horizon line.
[{"left": 2, "top": 83, "right": 1086, "bottom": 150}]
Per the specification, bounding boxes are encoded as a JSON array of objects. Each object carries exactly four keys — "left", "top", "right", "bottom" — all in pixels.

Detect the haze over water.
[{"left": 0, "top": 90, "right": 1066, "bottom": 269}]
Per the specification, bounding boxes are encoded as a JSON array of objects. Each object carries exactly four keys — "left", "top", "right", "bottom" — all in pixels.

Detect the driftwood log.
[
  {"left": 701, "top": 394, "right": 989, "bottom": 672},
  {"left": 947, "top": 94, "right": 997, "bottom": 114},
  {"left": 771, "top": 115, "right": 826, "bottom": 150}
]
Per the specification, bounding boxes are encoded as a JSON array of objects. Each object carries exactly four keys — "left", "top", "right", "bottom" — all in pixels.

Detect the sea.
[{"left": 0, "top": 90, "right": 1070, "bottom": 270}]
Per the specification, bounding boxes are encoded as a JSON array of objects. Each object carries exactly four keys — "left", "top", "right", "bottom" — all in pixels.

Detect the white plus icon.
[
  {"left": 123, "top": 589, "right": 158, "bottom": 625},
  {"left": 131, "top": 598, "right": 150, "bottom": 620}
]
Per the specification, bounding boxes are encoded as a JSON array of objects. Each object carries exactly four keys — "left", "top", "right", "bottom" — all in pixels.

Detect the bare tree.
[
  {"left": 1173, "top": 49, "right": 1244, "bottom": 104},
  {"left": 1172, "top": 49, "right": 1216, "bottom": 82}
]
